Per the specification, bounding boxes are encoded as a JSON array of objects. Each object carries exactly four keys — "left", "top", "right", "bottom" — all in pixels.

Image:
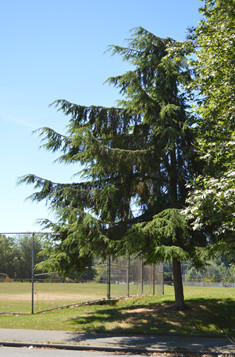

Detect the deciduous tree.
[{"left": 180, "top": 0, "right": 235, "bottom": 262}]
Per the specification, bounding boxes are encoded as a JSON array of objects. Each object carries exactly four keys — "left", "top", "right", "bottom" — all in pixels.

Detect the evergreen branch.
[
  {"left": 34, "top": 127, "right": 70, "bottom": 153},
  {"left": 62, "top": 204, "right": 149, "bottom": 231},
  {"left": 105, "top": 45, "right": 141, "bottom": 61},
  {"left": 51, "top": 99, "right": 124, "bottom": 116},
  {"left": 106, "top": 70, "right": 157, "bottom": 107},
  {"left": 88, "top": 131, "right": 153, "bottom": 155}
]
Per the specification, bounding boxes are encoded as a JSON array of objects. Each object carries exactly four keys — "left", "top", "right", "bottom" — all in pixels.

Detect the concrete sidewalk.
[{"left": 0, "top": 329, "right": 234, "bottom": 354}]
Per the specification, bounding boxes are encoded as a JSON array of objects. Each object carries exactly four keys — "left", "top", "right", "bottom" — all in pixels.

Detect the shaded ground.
[{"left": 70, "top": 297, "right": 235, "bottom": 338}]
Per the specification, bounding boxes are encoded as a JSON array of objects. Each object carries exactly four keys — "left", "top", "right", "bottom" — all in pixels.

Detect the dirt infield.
[
  {"left": 0, "top": 281, "right": 161, "bottom": 313},
  {"left": 0, "top": 293, "right": 96, "bottom": 301},
  {"left": 0, "top": 281, "right": 108, "bottom": 312}
]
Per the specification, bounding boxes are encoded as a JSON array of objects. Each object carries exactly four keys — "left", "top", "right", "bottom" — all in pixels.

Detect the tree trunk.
[
  {"left": 172, "top": 257, "right": 185, "bottom": 310},
  {"left": 169, "top": 148, "right": 178, "bottom": 206}
]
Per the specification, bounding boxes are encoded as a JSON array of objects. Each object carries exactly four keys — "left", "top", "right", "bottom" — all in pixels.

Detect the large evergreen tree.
[{"left": 20, "top": 28, "right": 203, "bottom": 309}]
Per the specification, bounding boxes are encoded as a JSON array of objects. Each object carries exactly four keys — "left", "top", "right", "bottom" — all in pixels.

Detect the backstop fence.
[{"left": 0, "top": 232, "right": 164, "bottom": 314}]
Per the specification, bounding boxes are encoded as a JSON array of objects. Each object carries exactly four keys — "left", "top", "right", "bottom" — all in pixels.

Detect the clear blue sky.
[{"left": 0, "top": 0, "right": 202, "bottom": 233}]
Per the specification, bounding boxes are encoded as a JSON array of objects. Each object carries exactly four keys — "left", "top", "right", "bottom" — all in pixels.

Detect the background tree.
[
  {"left": 180, "top": 0, "right": 235, "bottom": 262},
  {"left": 20, "top": 27, "right": 203, "bottom": 309},
  {"left": 0, "top": 234, "right": 45, "bottom": 280},
  {"left": 16, "top": 235, "right": 45, "bottom": 279},
  {"left": 0, "top": 235, "right": 18, "bottom": 279},
  {"left": 184, "top": 258, "right": 235, "bottom": 283}
]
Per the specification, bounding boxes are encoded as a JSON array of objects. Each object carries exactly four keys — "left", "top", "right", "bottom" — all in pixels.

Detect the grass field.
[
  {"left": 0, "top": 281, "right": 158, "bottom": 313},
  {"left": 0, "top": 284, "right": 234, "bottom": 338}
]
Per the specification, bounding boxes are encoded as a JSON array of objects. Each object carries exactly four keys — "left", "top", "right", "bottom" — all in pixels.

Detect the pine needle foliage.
[{"left": 19, "top": 27, "right": 203, "bottom": 307}]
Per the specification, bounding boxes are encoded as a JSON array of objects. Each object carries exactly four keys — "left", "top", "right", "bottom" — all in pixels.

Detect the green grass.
[
  {"left": 0, "top": 281, "right": 155, "bottom": 313},
  {"left": 0, "top": 285, "right": 234, "bottom": 338}
]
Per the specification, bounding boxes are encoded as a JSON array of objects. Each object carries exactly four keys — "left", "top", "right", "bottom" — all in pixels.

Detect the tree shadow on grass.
[{"left": 69, "top": 297, "right": 235, "bottom": 338}]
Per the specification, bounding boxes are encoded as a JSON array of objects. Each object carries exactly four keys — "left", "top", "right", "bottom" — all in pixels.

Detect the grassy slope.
[{"left": 0, "top": 286, "right": 234, "bottom": 338}]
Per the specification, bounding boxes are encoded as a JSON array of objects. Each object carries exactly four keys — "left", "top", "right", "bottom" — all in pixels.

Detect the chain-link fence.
[{"left": 0, "top": 232, "right": 164, "bottom": 314}]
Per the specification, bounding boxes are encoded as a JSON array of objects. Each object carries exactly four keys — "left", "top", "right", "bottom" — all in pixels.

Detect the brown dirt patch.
[
  {"left": 124, "top": 308, "right": 154, "bottom": 314},
  {"left": 0, "top": 293, "right": 93, "bottom": 301}
]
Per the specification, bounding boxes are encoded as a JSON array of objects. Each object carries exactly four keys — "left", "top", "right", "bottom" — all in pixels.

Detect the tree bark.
[
  {"left": 172, "top": 257, "right": 185, "bottom": 310},
  {"left": 169, "top": 148, "right": 178, "bottom": 206}
]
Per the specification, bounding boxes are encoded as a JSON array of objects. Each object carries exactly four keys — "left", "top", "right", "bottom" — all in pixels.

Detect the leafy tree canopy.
[
  {"left": 170, "top": 0, "right": 235, "bottom": 261},
  {"left": 0, "top": 234, "right": 45, "bottom": 280}
]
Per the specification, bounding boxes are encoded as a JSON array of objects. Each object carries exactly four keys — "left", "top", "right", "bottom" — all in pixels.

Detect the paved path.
[
  {"left": 0, "top": 347, "right": 156, "bottom": 357},
  {"left": 0, "top": 329, "right": 234, "bottom": 354}
]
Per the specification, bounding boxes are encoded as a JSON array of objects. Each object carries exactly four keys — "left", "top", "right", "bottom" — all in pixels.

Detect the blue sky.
[{"left": 0, "top": 0, "right": 202, "bottom": 232}]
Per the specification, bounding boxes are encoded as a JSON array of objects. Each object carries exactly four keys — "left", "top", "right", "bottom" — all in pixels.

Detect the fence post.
[
  {"left": 31, "top": 233, "right": 35, "bottom": 314},
  {"left": 161, "top": 262, "right": 164, "bottom": 295},
  {"left": 107, "top": 256, "right": 111, "bottom": 300},
  {"left": 127, "top": 254, "right": 130, "bottom": 297},
  {"left": 141, "top": 259, "right": 144, "bottom": 295},
  {"left": 152, "top": 264, "right": 155, "bottom": 295}
]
